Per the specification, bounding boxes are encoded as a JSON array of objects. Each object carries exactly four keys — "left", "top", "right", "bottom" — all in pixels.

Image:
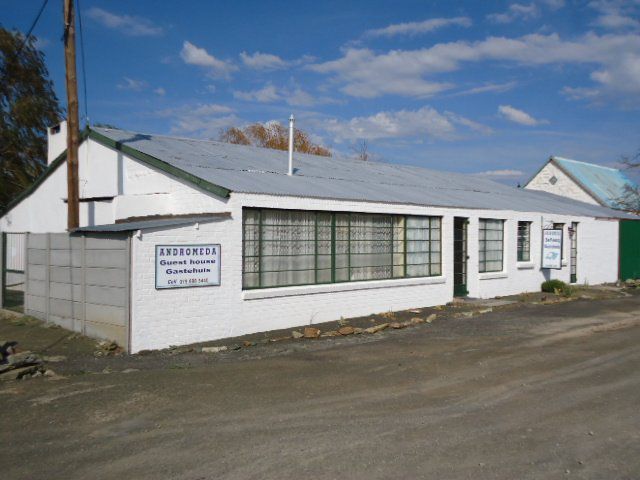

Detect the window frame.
[
  {"left": 479, "top": 218, "right": 505, "bottom": 273},
  {"left": 517, "top": 221, "right": 531, "bottom": 262},
  {"left": 242, "top": 207, "right": 442, "bottom": 290}
]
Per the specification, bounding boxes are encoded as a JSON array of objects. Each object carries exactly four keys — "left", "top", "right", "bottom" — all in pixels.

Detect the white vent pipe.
[{"left": 288, "top": 114, "right": 294, "bottom": 176}]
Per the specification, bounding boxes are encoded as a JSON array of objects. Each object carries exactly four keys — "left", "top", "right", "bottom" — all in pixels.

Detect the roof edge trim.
[{"left": 88, "top": 129, "right": 231, "bottom": 199}]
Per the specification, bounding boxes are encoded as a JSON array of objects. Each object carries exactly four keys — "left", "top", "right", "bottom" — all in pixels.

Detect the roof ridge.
[
  {"left": 92, "top": 126, "right": 453, "bottom": 173},
  {"left": 552, "top": 156, "right": 620, "bottom": 172}
]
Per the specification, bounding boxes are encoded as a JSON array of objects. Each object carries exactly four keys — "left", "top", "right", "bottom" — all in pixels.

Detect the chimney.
[
  {"left": 288, "top": 114, "right": 294, "bottom": 176},
  {"left": 47, "top": 120, "right": 68, "bottom": 164}
]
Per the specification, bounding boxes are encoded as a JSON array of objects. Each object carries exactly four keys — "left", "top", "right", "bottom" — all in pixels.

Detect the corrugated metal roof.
[
  {"left": 552, "top": 156, "right": 637, "bottom": 209},
  {"left": 92, "top": 127, "right": 634, "bottom": 219},
  {"left": 73, "top": 214, "right": 229, "bottom": 233}
]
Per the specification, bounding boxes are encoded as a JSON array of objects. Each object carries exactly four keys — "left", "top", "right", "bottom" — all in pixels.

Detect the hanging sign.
[
  {"left": 541, "top": 229, "right": 563, "bottom": 269},
  {"left": 155, "top": 244, "right": 221, "bottom": 289}
]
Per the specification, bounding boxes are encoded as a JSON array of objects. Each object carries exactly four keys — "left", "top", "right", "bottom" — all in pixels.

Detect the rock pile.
[
  {"left": 94, "top": 340, "right": 123, "bottom": 357},
  {"left": 624, "top": 279, "right": 640, "bottom": 289},
  {"left": 289, "top": 314, "right": 438, "bottom": 339},
  {"left": 0, "top": 341, "right": 56, "bottom": 381}
]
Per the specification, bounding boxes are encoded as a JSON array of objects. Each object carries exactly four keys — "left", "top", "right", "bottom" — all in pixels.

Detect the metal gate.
[
  {"left": 619, "top": 220, "right": 640, "bottom": 281},
  {"left": 2, "top": 232, "right": 26, "bottom": 312}
]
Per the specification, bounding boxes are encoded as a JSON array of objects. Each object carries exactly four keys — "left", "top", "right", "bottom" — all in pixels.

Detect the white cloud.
[
  {"left": 154, "top": 87, "right": 166, "bottom": 96},
  {"left": 191, "top": 104, "right": 233, "bottom": 115},
  {"left": 590, "top": 1, "right": 640, "bottom": 30},
  {"left": 34, "top": 37, "right": 50, "bottom": 49},
  {"left": 309, "top": 32, "right": 640, "bottom": 101},
  {"left": 157, "top": 104, "right": 238, "bottom": 138},
  {"left": 540, "top": 0, "right": 565, "bottom": 9},
  {"left": 498, "top": 105, "right": 547, "bottom": 126},
  {"left": 453, "top": 81, "right": 518, "bottom": 96},
  {"left": 487, "top": 3, "right": 539, "bottom": 24},
  {"left": 475, "top": 169, "right": 525, "bottom": 177},
  {"left": 590, "top": 54, "right": 640, "bottom": 94},
  {"left": 287, "top": 88, "right": 318, "bottom": 107},
  {"left": 240, "top": 51, "right": 288, "bottom": 70},
  {"left": 233, "top": 84, "right": 334, "bottom": 107},
  {"left": 233, "top": 84, "right": 281, "bottom": 103},
  {"left": 86, "top": 7, "right": 162, "bottom": 36},
  {"left": 365, "top": 17, "right": 472, "bottom": 38},
  {"left": 322, "top": 106, "right": 483, "bottom": 142},
  {"left": 117, "top": 77, "right": 147, "bottom": 91},
  {"left": 561, "top": 85, "right": 601, "bottom": 100},
  {"left": 180, "top": 41, "right": 237, "bottom": 79},
  {"left": 445, "top": 112, "right": 494, "bottom": 134}
]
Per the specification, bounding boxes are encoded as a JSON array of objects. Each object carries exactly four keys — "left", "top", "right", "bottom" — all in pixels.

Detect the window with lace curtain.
[
  {"left": 243, "top": 208, "right": 441, "bottom": 289},
  {"left": 479, "top": 219, "right": 505, "bottom": 273}
]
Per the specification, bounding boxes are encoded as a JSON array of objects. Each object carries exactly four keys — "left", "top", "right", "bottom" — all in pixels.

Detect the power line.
[
  {"left": 76, "top": 0, "right": 89, "bottom": 126},
  {"left": 16, "top": 0, "right": 50, "bottom": 57}
]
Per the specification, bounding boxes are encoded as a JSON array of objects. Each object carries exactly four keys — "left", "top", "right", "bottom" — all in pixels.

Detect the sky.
[{"left": 4, "top": 0, "right": 640, "bottom": 185}]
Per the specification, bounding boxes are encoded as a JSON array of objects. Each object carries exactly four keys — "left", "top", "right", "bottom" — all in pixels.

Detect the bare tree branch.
[{"left": 350, "top": 139, "right": 370, "bottom": 162}]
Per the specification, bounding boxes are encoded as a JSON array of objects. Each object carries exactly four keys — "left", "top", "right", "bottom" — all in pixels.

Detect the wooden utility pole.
[{"left": 63, "top": 0, "right": 80, "bottom": 230}]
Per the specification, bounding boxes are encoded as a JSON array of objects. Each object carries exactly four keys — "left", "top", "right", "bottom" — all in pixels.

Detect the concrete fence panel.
[{"left": 24, "top": 232, "right": 131, "bottom": 350}]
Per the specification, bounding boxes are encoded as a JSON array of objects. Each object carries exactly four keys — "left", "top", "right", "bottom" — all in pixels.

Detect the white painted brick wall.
[{"left": 130, "top": 193, "right": 621, "bottom": 352}]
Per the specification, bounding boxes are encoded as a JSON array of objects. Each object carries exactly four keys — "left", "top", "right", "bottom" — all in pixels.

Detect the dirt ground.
[{"left": 1, "top": 287, "right": 640, "bottom": 480}]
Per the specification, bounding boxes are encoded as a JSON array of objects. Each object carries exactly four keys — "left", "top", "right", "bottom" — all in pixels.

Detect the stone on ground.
[
  {"left": 364, "top": 323, "right": 389, "bottom": 334},
  {"left": 0, "top": 365, "right": 38, "bottom": 381},
  {"left": 338, "top": 326, "right": 355, "bottom": 336},
  {"left": 201, "top": 346, "right": 227, "bottom": 353},
  {"left": 303, "top": 327, "right": 321, "bottom": 339},
  {"left": 7, "top": 351, "right": 43, "bottom": 368}
]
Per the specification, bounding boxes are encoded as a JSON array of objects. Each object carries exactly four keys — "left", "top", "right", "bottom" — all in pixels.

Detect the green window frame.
[
  {"left": 479, "top": 219, "right": 504, "bottom": 273},
  {"left": 517, "top": 221, "right": 531, "bottom": 262},
  {"left": 242, "top": 208, "right": 442, "bottom": 289}
]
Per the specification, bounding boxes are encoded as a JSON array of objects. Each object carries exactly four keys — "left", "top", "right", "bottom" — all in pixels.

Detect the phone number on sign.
[{"left": 166, "top": 278, "right": 211, "bottom": 286}]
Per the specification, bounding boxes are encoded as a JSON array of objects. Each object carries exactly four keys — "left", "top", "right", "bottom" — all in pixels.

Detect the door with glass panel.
[
  {"left": 570, "top": 222, "right": 578, "bottom": 283},
  {"left": 453, "top": 217, "right": 468, "bottom": 296}
]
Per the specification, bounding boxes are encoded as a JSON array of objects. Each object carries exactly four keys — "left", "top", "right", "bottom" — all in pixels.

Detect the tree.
[
  {"left": 0, "top": 28, "right": 62, "bottom": 212},
  {"left": 219, "top": 121, "right": 331, "bottom": 157},
  {"left": 616, "top": 149, "right": 640, "bottom": 214},
  {"left": 350, "top": 139, "right": 370, "bottom": 161}
]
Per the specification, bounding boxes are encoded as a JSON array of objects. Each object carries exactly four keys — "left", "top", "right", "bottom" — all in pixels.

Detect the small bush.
[
  {"left": 541, "top": 279, "right": 566, "bottom": 293},
  {"left": 541, "top": 279, "right": 574, "bottom": 297}
]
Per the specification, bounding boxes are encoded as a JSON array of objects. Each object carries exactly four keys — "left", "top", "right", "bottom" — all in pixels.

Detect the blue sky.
[{"left": 5, "top": 0, "right": 640, "bottom": 184}]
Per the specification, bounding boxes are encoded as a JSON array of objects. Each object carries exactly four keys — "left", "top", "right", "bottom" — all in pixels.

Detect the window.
[
  {"left": 479, "top": 219, "right": 504, "bottom": 273},
  {"left": 242, "top": 208, "right": 441, "bottom": 289},
  {"left": 517, "top": 221, "right": 531, "bottom": 262}
]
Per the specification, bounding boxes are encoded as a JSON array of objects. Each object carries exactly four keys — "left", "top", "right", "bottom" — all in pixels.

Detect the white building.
[
  {"left": 0, "top": 124, "right": 635, "bottom": 352},
  {"left": 525, "top": 156, "right": 637, "bottom": 210}
]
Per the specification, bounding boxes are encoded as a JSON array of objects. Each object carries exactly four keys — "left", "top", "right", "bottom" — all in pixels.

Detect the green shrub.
[
  {"left": 541, "top": 279, "right": 575, "bottom": 297},
  {"left": 541, "top": 279, "right": 566, "bottom": 293}
]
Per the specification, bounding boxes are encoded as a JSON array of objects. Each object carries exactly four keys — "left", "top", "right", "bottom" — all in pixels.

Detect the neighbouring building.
[
  {"left": 525, "top": 156, "right": 638, "bottom": 210},
  {"left": 1, "top": 124, "right": 638, "bottom": 352}
]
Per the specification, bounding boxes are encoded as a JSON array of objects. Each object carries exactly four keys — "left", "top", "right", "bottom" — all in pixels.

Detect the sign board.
[
  {"left": 542, "top": 229, "right": 563, "bottom": 269},
  {"left": 155, "top": 244, "right": 221, "bottom": 289}
]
